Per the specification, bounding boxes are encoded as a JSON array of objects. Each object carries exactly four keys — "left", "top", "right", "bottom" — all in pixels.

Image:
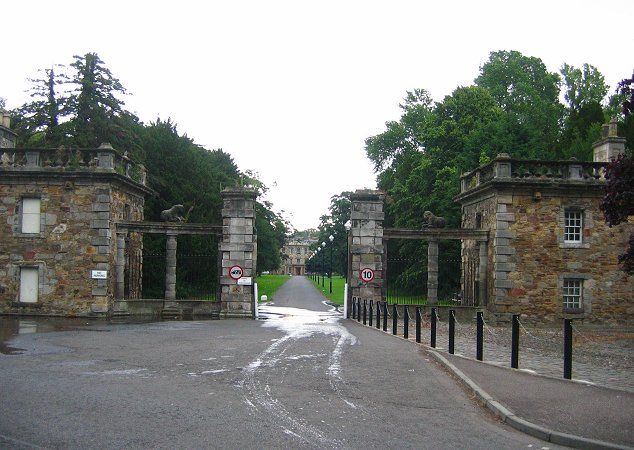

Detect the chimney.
[{"left": 593, "top": 118, "right": 626, "bottom": 162}]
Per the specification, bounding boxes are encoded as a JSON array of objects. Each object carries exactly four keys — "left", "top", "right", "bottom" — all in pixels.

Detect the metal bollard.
[
  {"left": 448, "top": 309, "right": 455, "bottom": 354},
  {"left": 383, "top": 302, "right": 388, "bottom": 332},
  {"left": 511, "top": 314, "right": 519, "bottom": 369},
  {"left": 368, "top": 301, "right": 373, "bottom": 327},
  {"left": 403, "top": 306, "right": 409, "bottom": 339},
  {"left": 392, "top": 304, "right": 398, "bottom": 335},
  {"left": 362, "top": 299, "right": 367, "bottom": 325},
  {"left": 415, "top": 307, "right": 421, "bottom": 343},
  {"left": 376, "top": 302, "right": 381, "bottom": 329},
  {"left": 351, "top": 297, "right": 356, "bottom": 320},
  {"left": 430, "top": 307, "right": 437, "bottom": 348},
  {"left": 476, "top": 311, "right": 483, "bottom": 361},
  {"left": 357, "top": 298, "right": 362, "bottom": 322},
  {"left": 563, "top": 318, "right": 573, "bottom": 379}
]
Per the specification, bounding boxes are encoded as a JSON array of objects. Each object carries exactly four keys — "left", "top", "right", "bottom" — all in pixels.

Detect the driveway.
[{"left": 0, "top": 276, "right": 561, "bottom": 449}]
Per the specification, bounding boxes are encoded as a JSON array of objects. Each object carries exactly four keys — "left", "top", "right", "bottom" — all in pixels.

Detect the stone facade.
[
  {"left": 279, "top": 240, "right": 314, "bottom": 275},
  {"left": 349, "top": 190, "right": 385, "bottom": 305},
  {"left": 0, "top": 146, "right": 150, "bottom": 317},
  {"left": 456, "top": 149, "right": 634, "bottom": 324},
  {"left": 219, "top": 187, "right": 257, "bottom": 318}
]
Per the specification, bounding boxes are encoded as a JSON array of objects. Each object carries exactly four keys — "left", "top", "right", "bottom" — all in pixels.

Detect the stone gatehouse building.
[
  {"left": 456, "top": 121, "right": 633, "bottom": 324},
  {"left": 0, "top": 112, "right": 151, "bottom": 316}
]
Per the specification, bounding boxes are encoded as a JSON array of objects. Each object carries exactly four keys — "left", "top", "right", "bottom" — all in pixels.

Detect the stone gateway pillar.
[
  {"left": 349, "top": 190, "right": 385, "bottom": 314},
  {"left": 220, "top": 187, "right": 257, "bottom": 318}
]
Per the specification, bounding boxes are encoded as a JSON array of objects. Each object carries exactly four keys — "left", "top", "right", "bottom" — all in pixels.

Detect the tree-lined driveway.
[{"left": 0, "top": 276, "right": 559, "bottom": 449}]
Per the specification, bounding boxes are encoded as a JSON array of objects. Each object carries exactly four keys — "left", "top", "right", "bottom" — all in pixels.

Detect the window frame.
[
  {"left": 563, "top": 209, "right": 583, "bottom": 244},
  {"left": 19, "top": 266, "right": 40, "bottom": 304},
  {"left": 20, "top": 197, "right": 42, "bottom": 234},
  {"left": 562, "top": 278, "right": 583, "bottom": 311}
]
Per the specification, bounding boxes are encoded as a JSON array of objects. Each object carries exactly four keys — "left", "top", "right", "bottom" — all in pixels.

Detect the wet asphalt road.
[{"left": 0, "top": 276, "right": 562, "bottom": 449}]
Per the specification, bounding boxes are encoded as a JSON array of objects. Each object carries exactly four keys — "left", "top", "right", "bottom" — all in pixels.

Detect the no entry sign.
[
  {"left": 360, "top": 268, "right": 375, "bottom": 283},
  {"left": 229, "top": 265, "right": 244, "bottom": 280}
]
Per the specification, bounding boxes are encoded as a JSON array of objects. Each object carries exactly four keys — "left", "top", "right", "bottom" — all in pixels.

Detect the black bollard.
[
  {"left": 368, "top": 301, "right": 373, "bottom": 327},
  {"left": 357, "top": 298, "right": 361, "bottom": 322},
  {"left": 362, "top": 299, "right": 367, "bottom": 325},
  {"left": 430, "top": 307, "right": 437, "bottom": 348},
  {"left": 564, "top": 318, "right": 573, "bottom": 380},
  {"left": 448, "top": 309, "right": 455, "bottom": 354},
  {"left": 403, "top": 306, "right": 409, "bottom": 339},
  {"left": 511, "top": 314, "right": 519, "bottom": 369},
  {"left": 383, "top": 302, "right": 388, "bottom": 332},
  {"left": 376, "top": 302, "right": 381, "bottom": 329},
  {"left": 351, "top": 297, "right": 356, "bottom": 320},
  {"left": 415, "top": 307, "right": 421, "bottom": 343},
  {"left": 476, "top": 311, "right": 483, "bottom": 361},
  {"left": 392, "top": 304, "right": 398, "bottom": 335}
]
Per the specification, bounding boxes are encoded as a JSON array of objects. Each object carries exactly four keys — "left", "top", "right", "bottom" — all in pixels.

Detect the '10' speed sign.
[{"left": 360, "top": 268, "right": 375, "bottom": 283}]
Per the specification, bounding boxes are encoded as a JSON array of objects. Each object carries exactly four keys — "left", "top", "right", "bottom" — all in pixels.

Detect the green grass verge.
[
  {"left": 309, "top": 275, "right": 346, "bottom": 305},
  {"left": 256, "top": 274, "right": 290, "bottom": 302}
]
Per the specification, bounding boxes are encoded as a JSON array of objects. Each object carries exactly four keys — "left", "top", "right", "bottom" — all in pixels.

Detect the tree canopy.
[
  {"left": 362, "top": 50, "right": 630, "bottom": 293},
  {"left": 9, "top": 52, "right": 290, "bottom": 276}
]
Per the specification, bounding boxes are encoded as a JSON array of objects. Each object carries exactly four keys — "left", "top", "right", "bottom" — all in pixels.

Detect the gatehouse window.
[
  {"left": 19, "top": 267, "right": 39, "bottom": 303},
  {"left": 21, "top": 198, "right": 41, "bottom": 234},
  {"left": 563, "top": 278, "right": 583, "bottom": 309},
  {"left": 564, "top": 209, "right": 583, "bottom": 243}
]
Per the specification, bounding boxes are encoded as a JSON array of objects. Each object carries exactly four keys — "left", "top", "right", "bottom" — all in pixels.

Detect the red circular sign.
[
  {"left": 360, "top": 268, "right": 375, "bottom": 283},
  {"left": 229, "top": 265, "right": 244, "bottom": 280}
]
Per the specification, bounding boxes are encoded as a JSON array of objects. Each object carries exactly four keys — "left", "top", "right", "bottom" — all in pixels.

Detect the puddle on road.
[
  {"left": 0, "top": 315, "right": 166, "bottom": 355},
  {"left": 0, "top": 317, "right": 98, "bottom": 355}
]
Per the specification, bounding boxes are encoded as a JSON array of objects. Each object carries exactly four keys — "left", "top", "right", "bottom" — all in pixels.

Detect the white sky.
[{"left": 2, "top": 1, "right": 632, "bottom": 231}]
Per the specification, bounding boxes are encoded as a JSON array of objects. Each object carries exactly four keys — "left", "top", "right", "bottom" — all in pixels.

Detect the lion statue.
[
  {"left": 160, "top": 204, "right": 187, "bottom": 222},
  {"left": 422, "top": 210, "right": 446, "bottom": 228}
]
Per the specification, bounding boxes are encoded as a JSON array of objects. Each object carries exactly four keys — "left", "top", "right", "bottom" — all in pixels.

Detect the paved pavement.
[
  {"left": 0, "top": 276, "right": 630, "bottom": 449},
  {"left": 351, "top": 304, "right": 634, "bottom": 449}
]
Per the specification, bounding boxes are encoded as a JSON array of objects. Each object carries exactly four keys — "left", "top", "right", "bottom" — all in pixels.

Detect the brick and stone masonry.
[
  {"left": 456, "top": 122, "right": 633, "bottom": 324},
  {"left": 219, "top": 187, "right": 257, "bottom": 318},
  {"left": 0, "top": 144, "right": 150, "bottom": 317},
  {"left": 348, "top": 190, "right": 385, "bottom": 311}
]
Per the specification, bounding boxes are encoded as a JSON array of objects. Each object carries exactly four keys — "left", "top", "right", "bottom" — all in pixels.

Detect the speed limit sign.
[{"left": 360, "top": 268, "right": 375, "bottom": 283}]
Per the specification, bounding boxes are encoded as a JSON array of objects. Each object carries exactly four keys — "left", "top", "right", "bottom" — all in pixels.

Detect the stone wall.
[
  {"left": 349, "top": 190, "right": 385, "bottom": 308},
  {"left": 0, "top": 177, "right": 146, "bottom": 317},
  {"left": 219, "top": 187, "right": 257, "bottom": 318},
  {"left": 507, "top": 192, "right": 633, "bottom": 324},
  {"left": 456, "top": 155, "right": 634, "bottom": 325}
]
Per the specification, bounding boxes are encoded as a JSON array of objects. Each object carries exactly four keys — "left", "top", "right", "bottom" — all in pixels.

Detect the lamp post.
[
  {"left": 321, "top": 241, "right": 326, "bottom": 288},
  {"left": 316, "top": 248, "right": 321, "bottom": 284},
  {"left": 344, "top": 220, "right": 351, "bottom": 282},
  {"left": 329, "top": 234, "right": 334, "bottom": 293}
]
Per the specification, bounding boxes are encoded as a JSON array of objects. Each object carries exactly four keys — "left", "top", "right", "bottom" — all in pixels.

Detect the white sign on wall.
[{"left": 91, "top": 270, "right": 108, "bottom": 279}]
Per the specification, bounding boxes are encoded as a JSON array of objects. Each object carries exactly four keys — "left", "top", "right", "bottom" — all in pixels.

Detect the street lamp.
[
  {"left": 328, "top": 235, "right": 334, "bottom": 293},
  {"left": 321, "top": 241, "right": 326, "bottom": 288},
  {"left": 316, "top": 248, "right": 321, "bottom": 284},
  {"left": 344, "top": 220, "right": 351, "bottom": 282}
]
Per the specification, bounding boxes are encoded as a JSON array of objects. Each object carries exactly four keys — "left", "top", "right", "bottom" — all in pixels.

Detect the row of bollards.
[{"left": 350, "top": 297, "right": 575, "bottom": 380}]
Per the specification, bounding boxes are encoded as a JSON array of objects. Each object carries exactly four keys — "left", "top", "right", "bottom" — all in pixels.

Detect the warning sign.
[{"left": 229, "top": 265, "right": 244, "bottom": 280}]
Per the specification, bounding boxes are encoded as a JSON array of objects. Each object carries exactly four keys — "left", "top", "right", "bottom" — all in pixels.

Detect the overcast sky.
[{"left": 2, "top": 1, "right": 632, "bottom": 230}]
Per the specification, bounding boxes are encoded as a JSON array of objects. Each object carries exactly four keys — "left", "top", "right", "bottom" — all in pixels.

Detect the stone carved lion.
[
  {"left": 160, "top": 204, "right": 186, "bottom": 222},
  {"left": 422, "top": 210, "right": 446, "bottom": 228}
]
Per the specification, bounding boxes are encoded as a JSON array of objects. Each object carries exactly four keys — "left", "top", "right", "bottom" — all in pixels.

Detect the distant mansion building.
[{"left": 277, "top": 238, "right": 316, "bottom": 276}]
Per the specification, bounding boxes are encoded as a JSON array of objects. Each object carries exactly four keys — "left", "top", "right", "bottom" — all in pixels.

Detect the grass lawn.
[
  {"left": 309, "top": 275, "right": 346, "bottom": 305},
  {"left": 255, "top": 274, "right": 290, "bottom": 302}
]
